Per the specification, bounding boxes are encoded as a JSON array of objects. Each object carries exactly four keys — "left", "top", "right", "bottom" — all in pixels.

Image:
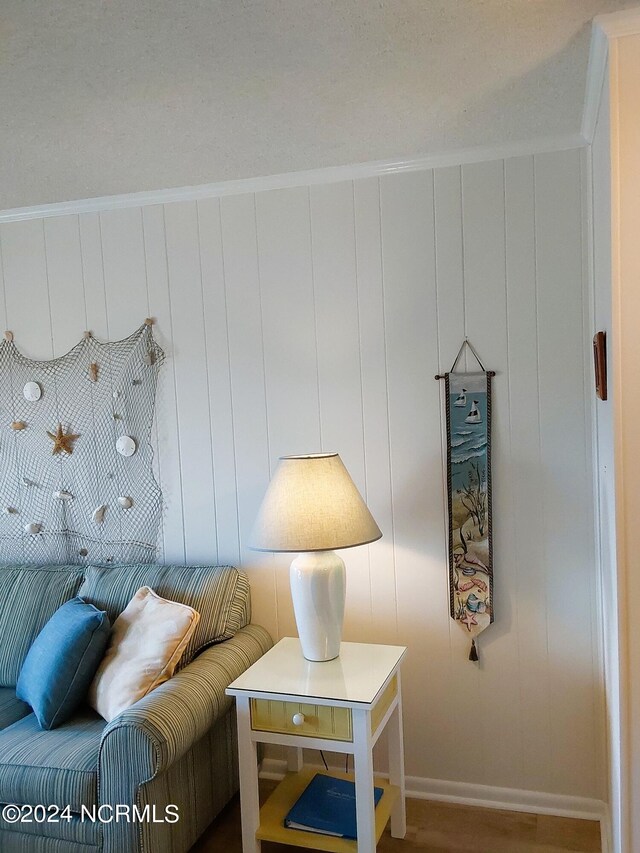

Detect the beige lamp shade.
[{"left": 249, "top": 453, "right": 382, "bottom": 552}]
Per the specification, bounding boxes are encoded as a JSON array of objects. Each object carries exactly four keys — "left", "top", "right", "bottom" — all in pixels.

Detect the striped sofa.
[{"left": 0, "top": 563, "right": 272, "bottom": 853}]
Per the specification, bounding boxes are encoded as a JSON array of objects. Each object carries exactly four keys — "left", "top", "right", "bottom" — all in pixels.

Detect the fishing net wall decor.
[{"left": 0, "top": 321, "right": 164, "bottom": 566}]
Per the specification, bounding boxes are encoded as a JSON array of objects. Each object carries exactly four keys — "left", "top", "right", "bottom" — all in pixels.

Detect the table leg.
[
  {"left": 353, "top": 708, "right": 376, "bottom": 853},
  {"left": 387, "top": 673, "right": 406, "bottom": 838},
  {"left": 236, "top": 696, "right": 261, "bottom": 853},
  {"left": 287, "top": 746, "right": 304, "bottom": 772}
]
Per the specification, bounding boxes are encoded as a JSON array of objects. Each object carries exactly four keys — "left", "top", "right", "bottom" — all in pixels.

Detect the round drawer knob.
[{"left": 292, "top": 713, "right": 305, "bottom": 726}]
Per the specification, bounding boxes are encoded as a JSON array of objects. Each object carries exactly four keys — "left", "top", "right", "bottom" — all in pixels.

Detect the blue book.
[{"left": 284, "top": 774, "right": 384, "bottom": 839}]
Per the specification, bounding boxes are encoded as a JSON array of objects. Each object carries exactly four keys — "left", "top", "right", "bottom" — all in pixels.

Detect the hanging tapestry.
[
  {"left": 0, "top": 321, "right": 164, "bottom": 566},
  {"left": 437, "top": 340, "right": 494, "bottom": 661}
]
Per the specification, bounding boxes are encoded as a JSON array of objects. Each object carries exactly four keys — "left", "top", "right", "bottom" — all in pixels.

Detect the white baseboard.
[
  {"left": 259, "top": 757, "right": 290, "bottom": 781},
  {"left": 259, "top": 757, "right": 607, "bottom": 823},
  {"left": 404, "top": 774, "right": 606, "bottom": 822}
]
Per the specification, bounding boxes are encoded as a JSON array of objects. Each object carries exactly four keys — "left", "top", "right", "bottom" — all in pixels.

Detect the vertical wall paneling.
[
  {"left": 433, "top": 165, "right": 470, "bottom": 783},
  {"left": 217, "top": 194, "right": 268, "bottom": 557},
  {"left": 380, "top": 170, "right": 452, "bottom": 782},
  {"left": 141, "top": 205, "right": 184, "bottom": 563},
  {"left": 433, "top": 167, "right": 466, "bottom": 369},
  {"left": 0, "top": 150, "right": 602, "bottom": 801},
  {"left": 309, "top": 181, "right": 370, "bottom": 640},
  {"left": 217, "top": 194, "right": 275, "bottom": 638},
  {"left": 78, "top": 213, "right": 108, "bottom": 339},
  {"left": 254, "top": 187, "right": 320, "bottom": 457},
  {"left": 42, "top": 216, "right": 99, "bottom": 559},
  {"left": 462, "top": 159, "right": 522, "bottom": 788},
  {"left": 255, "top": 187, "right": 321, "bottom": 640},
  {"left": 98, "top": 208, "right": 152, "bottom": 555},
  {"left": 99, "top": 208, "right": 149, "bottom": 340},
  {"left": 195, "top": 199, "right": 239, "bottom": 567},
  {"left": 0, "top": 220, "right": 52, "bottom": 358},
  {"left": 163, "top": 201, "right": 217, "bottom": 564},
  {"left": 353, "top": 177, "right": 398, "bottom": 645},
  {"left": 535, "top": 149, "right": 597, "bottom": 797},
  {"left": 591, "top": 64, "right": 620, "bottom": 845},
  {"left": 42, "top": 216, "right": 86, "bottom": 355},
  {"left": 580, "top": 146, "right": 605, "bottom": 807},
  {"left": 138, "top": 210, "right": 162, "bottom": 562},
  {"left": 137, "top": 212, "right": 162, "bottom": 562},
  {"left": 504, "top": 155, "right": 551, "bottom": 791}
]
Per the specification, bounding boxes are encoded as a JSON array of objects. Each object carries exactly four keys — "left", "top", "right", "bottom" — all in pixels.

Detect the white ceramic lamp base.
[{"left": 290, "top": 550, "right": 346, "bottom": 661}]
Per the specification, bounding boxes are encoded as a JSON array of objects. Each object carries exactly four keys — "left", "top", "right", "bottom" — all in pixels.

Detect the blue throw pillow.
[{"left": 16, "top": 597, "right": 110, "bottom": 730}]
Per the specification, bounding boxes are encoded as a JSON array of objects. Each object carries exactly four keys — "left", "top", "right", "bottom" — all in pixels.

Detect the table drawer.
[{"left": 250, "top": 699, "right": 353, "bottom": 742}]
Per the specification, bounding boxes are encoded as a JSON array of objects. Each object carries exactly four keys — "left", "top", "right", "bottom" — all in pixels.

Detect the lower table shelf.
[{"left": 256, "top": 767, "right": 399, "bottom": 853}]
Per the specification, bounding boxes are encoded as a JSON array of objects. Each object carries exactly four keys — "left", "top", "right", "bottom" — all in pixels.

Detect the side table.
[{"left": 226, "top": 637, "right": 407, "bottom": 853}]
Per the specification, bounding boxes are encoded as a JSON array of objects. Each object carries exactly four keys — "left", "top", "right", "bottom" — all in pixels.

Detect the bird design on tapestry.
[{"left": 46, "top": 424, "right": 80, "bottom": 455}]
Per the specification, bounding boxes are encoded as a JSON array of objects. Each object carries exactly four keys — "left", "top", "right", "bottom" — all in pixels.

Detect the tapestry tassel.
[{"left": 469, "top": 638, "right": 479, "bottom": 662}]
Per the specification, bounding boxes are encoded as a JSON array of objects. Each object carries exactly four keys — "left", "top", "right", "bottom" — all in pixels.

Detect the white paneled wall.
[
  {"left": 0, "top": 148, "right": 603, "bottom": 801},
  {"left": 591, "top": 63, "right": 620, "bottom": 850}
]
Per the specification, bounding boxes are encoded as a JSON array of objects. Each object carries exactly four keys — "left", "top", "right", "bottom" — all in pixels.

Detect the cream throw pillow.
[{"left": 89, "top": 586, "right": 200, "bottom": 722}]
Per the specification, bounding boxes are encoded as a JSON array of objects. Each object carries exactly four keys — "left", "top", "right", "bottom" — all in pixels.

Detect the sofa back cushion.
[
  {"left": 78, "top": 564, "right": 250, "bottom": 665},
  {"left": 0, "top": 565, "right": 85, "bottom": 687}
]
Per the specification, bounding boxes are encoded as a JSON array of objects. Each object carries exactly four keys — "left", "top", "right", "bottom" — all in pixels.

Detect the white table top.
[{"left": 226, "top": 637, "right": 406, "bottom": 706}]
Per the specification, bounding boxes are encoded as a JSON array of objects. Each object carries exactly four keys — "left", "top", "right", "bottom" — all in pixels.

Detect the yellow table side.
[
  {"left": 370, "top": 675, "right": 397, "bottom": 734},
  {"left": 256, "top": 767, "right": 399, "bottom": 853}
]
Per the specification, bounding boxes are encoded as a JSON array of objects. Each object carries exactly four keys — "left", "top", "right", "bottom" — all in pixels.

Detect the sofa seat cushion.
[
  {"left": 79, "top": 564, "right": 250, "bottom": 664},
  {"left": 0, "top": 565, "right": 86, "bottom": 687},
  {"left": 0, "top": 708, "right": 105, "bottom": 811},
  {"left": 0, "top": 688, "right": 30, "bottom": 730}
]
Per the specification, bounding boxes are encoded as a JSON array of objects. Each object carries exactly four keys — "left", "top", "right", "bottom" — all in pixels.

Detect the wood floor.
[{"left": 192, "top": 781, "right": 601, "bottom": 853}]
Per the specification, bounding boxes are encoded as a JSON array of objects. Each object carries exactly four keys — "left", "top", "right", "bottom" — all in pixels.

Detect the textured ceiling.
[{"left": 0, "top": 0, "right": 634, "bottom": 209}]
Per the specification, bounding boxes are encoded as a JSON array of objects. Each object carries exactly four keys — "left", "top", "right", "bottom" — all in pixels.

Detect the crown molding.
[
  {"left": 582, "top": 6, "right": 640, "bottom": 145},
  {"left": 3, "top": 8, "right": 639, "bottom": 223},
  {"left": 594, "top": 6, "right": 640, "bottom": 39},
  {"left": 582, "top": 23, "right": 610, "bottom": 144},
  {"left": 0, "top": 133, "right": 584, "bottom": 224}
]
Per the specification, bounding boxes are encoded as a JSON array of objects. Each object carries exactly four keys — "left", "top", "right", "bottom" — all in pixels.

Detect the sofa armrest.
[
  {"left": 100, "top": 624, "right": 272, "bottom": 775},
  {"left": 97, "top": 624, "right": 272, "bottom": 852}
]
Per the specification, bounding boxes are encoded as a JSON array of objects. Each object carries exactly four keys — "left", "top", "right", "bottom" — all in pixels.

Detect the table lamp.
[{"left": 249, "top": 453, "right": 382, "bottom": 662}]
